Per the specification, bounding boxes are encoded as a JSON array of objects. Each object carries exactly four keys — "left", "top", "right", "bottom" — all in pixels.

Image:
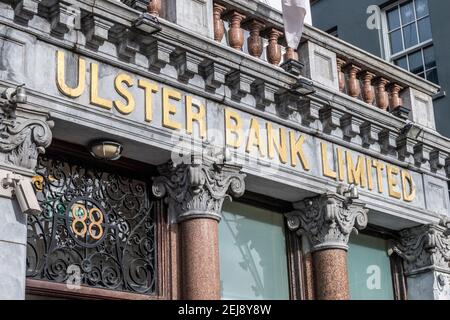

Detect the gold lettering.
[
  {"left": 387, "top": 165, "right": 402, "bottom": 199},
  {"left": 56, "top": 50, "right": 85, "bottom": 98},
  {"left": 162, "top": 88, "right": 182, "bottom": 130},
  {"left": 337, "top": 147, "right": 345, "bottom": 182},
  {"left": 373, "top": 160, "right": 385, "bottom": 193},
  {"left": 246, "top": 118, "right": 266, "bottom": 157},
  {"left": 138, "top": 79, "right": 158, "bottom": 122},
  {"left": 366, "top": 158, "right": 374, "bottom": 191},
  {"left": 401, "top": 170, "right": 416, "bottom": 202},
  {"left": 320, "top": 142, "right": 336, "bottom": 179},
  {"left": 225, "top": 108, "right": 243, "bottom": 148},
  {"left": 186, "top": 96, "right": 206, "bottom": 138},
  {"left": 346, "top": 152, "right": 367, "bottom": 188},
  {"left": 267, "top": 123, "right": 288, "bottom": 164},
  {"left": 290, "top": 132, "right": 310, "bottom": 170},
  {"left": 90, "top": 63, "right": 113, "bottom": 109},
  {"left": 114, "top": 73, "right": 135, "bottom": 115}
]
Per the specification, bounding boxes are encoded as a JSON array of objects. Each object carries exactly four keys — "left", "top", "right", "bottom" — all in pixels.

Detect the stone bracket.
[
  {"left": 202, "top": 61, "right": 231, "bottom": 92},
  {"left": 49, "top": 1, "right": 81, "bottom": 37},
  {"left": 379, "top": 129, "right": 398, "bottom": 155},
  {"left": 13, "top": 0, "right": 42, "bottom": 24},
  {"left": 397, "top": 136, "right": 416, "bottom": 163},
  {"left": 360, "top": 122, "right": 382, "bottom": 147},
  {"left": 430, "top": 150, "right": 447, "bottom": 172},
  {"left": 320, "top": 105, "right": 344, "bottom": 134},
  {"left": 252, "top": 81, "right": 278, "bottom": 110},
  {"left": 172, "top": 51, "right": 204, "bottom": 83},
  {"left": 298, "top": 100, "right": 320, "bottom": 126},
  {"left": 414, "top": 143, "right": 432, "bottom": 167},
  {"left": 82, "top": 15, "right": 114, "bottom": 50},
  {"left": 341, "top": 114, "right": 364, "bottom": 140},
  {"left": 226, "top": 71, "right": 255, "bottom": 101},
  {"left": 146, "top": 40, "right": 176, "bottom": 74}
]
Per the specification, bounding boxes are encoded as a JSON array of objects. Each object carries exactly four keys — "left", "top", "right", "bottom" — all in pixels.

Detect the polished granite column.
[
  {"left": 153, "top": 155, "right": 245, "bottom": 300},
  {"left": 286, "top": 190, "right": 369, "bottom": 300}
]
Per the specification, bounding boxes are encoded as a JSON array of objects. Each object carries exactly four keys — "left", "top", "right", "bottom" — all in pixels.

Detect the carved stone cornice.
[
  {"left": 0, "top": 87, "right": 53, "bottom": 173},
  {"left": 152, "top": 156, "right": 246, "bottom": 223},
  {"left": 390, "top": 222, "right": 450, "bottom": 275},
  {"left": 285, "top": 192, "right": 369, "bottom": 252}
]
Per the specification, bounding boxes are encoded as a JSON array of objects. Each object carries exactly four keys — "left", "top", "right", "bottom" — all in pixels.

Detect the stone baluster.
[
  {"left": 147, "top": 0, "right": 161, "bottom": 16},
  {"left": 213, "top": 3, "right": 227, "bottom": 42},
  {"left": 266, "top": 28, "right": 284, "bottom": 66},
  {"left": 373, "top": 77, "right": 390, "bottom": 111},
  {"left": 286, "top": 190, "right": 368, "bottom": 300},
  {"left": 343, "top": 64, "right": 361, "bottom": 98},
  {"left": 245, "top": 19, "right": 265, "bottom": 58},
  {"left": 359, "top": 71, "right": 376, "bottom": 105},
  {"left": 227, "top": 11, "right": 246, "bottom": 50},
  {"left": 388, "top": 83, "right": 404, "bottom": 110},
  {"left": 336, "top": 58, "right": 346, "bottom": 93}
]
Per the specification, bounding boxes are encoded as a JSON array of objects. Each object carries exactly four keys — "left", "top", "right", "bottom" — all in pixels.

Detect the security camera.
[
  {"left": 2, "top": 173, "right": 41, "bottom": 215},
  {"left": 14, "top": 179, "right": 42, "bottom": 215}
]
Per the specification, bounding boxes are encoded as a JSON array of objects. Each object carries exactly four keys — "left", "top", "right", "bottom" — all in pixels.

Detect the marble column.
[
  {"left": 152, "top": 155, "right": 246, "bottom": 300},
  {"left": 286, "top": 190, "right": 368, "bottom": 300},
  {"left": 390, "top": 221, "right": 450, "bottom": 300},
  {"left": 0, "top": 86, "right": 53, "bottom": 299}
]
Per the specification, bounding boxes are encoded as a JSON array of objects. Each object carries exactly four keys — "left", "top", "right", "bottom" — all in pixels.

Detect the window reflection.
[{"left": 219, "top": 201, "right": 289, "bottom": 300}]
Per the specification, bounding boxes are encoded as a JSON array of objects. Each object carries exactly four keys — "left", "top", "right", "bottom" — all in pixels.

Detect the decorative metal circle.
[{"left": 66, "top": 197, "right": 109, "bottom": 248}]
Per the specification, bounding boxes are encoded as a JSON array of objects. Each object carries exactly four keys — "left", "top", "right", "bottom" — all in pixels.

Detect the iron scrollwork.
[{"left": 26, "top": 155, "right": 156, "bottom": 295}]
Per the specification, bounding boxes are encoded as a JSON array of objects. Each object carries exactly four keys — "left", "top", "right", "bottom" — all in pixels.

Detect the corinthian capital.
[
  {"left": 0, "top": 86, "right": 53, "bottom": 173},
  {"left": 285, "top": 192, "right": 369, "bottom": 251},
  {"left": 390, "top": 222, "right": 450, "bottom": 275},
  {"left": 152, "top": 156, "right": 246, "bottom": 223}
]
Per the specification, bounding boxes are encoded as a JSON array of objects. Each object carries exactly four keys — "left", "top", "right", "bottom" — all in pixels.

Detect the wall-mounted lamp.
[
  {"left": 337, "top": 183, "right": 359, "bottom": 206},
  {"left": 291, "top": 78, "right": 316, "bottom": 96},
  {"left": 1, "top": 84, "right": 27, "bottom": 104},
  {"left": 89, "top": 140, "right": 123, "bottom": 161}
]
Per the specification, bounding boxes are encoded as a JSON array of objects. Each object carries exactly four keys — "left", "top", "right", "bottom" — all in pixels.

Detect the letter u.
[{"left": 56, "top": 50, "right": 86, "bottom": 98}]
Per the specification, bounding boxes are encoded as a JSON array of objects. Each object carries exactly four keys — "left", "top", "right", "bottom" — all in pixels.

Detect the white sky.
[{"left": 261, "top": 0, "right": 282, "bottom": 11}]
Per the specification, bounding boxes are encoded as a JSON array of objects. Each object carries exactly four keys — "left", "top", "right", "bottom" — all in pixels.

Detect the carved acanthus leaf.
[
  {"left": 0, "top": 96, "right": 53, "bottom": 171},
  {"left": 390, "top": 224, "right": 450, "bottom": 275},
  {"left": 152, "top": 157, "right": 246, "bottom": 223},
  {"left": 286, "top": 192, "right": 368, "bottom": 251}
]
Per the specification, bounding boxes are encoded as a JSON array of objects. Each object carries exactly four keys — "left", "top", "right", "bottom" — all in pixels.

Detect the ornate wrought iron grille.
[{"left": 26, "top": 154, "right": 156, "bottom": 295}]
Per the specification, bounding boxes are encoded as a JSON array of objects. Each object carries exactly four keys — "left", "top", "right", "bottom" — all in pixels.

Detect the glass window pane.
[
  {"left": 387, "top": 8, "right": 401, "bottom": 30},
  {"left": 418, "top": 17, "right": 432, "bottom": 42},
  {"left": 219, "top": 202, "right": 289, "bottom": 300},
  {"left": 423, "top": 46, "right": 436, "bottom": 69},
  {"left": 389, "top": 30, "right": 403, "bottom": 54},
  {"left": 408, "top": 50, "right": 424, "bottom": 74},
  {"left": 395, "top": 56, "right": 408, "bottom": 70},
  {"left": 426, "top": 68, "right": 439, "bottom": 84},
  {"left": 348, "top": 234, "right": 394, "bottom": 300},
  {"left": 403, "top": 23, "right": 419, "bottom": 49},
  {"left": 415, "top": 0, "right": 429, "bottom": 18},
  {"left": 400, "top": 1, "right": 415, "bottom": 25}
]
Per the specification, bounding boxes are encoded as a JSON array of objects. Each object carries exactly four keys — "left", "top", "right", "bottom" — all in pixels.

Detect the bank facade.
[{"left": 0, "top": 0, "right": 449, "bottom": 300}]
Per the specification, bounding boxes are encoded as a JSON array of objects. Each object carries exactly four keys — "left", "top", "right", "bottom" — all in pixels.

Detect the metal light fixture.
[{"left": 89, "top": 140, "right": 123, "bottom": 161}]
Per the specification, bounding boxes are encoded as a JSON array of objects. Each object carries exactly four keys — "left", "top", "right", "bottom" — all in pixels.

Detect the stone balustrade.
[{"left": 2, "top": 0, "right": 448, "bottom": 180}]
